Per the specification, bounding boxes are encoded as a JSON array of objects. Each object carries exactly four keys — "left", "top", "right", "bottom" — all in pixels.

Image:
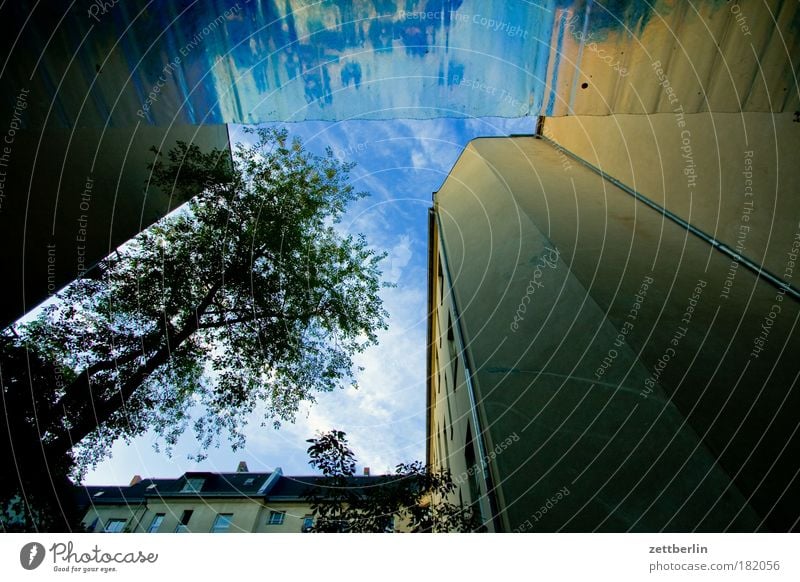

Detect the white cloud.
[{"left": 383, "top": 234, "right": 413, "bottom": 283}]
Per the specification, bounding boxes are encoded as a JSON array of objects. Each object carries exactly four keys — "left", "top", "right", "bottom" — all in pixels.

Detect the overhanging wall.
[
  {"left": 2, "top": 1, "right": 796, "bottom": 128},
  {"left": 0, "top": 124, "right": 230, "bottom": 328}
]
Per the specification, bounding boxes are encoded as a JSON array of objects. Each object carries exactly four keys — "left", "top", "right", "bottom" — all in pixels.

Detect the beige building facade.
[
  {"left": 427, "top": 0, "right": 799, "bottom": 534},
  {"left": 427, "top": 114, "right": 800, "bottom": 532},
  {"left": 78, "top": 466, "right": 399, "bottom": 533}
]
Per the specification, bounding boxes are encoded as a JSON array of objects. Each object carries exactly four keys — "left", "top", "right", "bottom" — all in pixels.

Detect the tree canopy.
[
  {"left": 1, "top": 128, "right": 389, "bottom": 530},
  {"left": 304, "top": 430, "right": 481, "bottom": 533}
]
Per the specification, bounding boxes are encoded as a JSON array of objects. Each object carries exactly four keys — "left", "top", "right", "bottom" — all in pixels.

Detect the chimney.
[
  {"left": 129, "top": 475, "right": 142, "bottom": 486},
  {"left": 237, "top": 461, "right": 249, "bottom": 473},
  {"left": 363, "top": 467, "right": 370, "bottom": 476}
]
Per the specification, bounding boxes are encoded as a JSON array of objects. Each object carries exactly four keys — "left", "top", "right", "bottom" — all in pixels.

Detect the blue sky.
[{"left": 83, "top": 115, "right": 533, "bottom": 484}]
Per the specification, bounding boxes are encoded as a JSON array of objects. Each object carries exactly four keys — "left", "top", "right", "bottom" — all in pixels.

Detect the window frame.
[
  {"left": 210, "top": 513, "right": 234, "bottom": 533},
  {"left": 103, "top": 519, "right": 127, "bottom": 533},
  {"left": 267, "top": 510, "right": 286, "bottom": 525},
  {"left": 180, "top": 477, "right": 205, "bottom": 493},
  {"left": 146, "top": 513, "right": 165, "bottom": 533},
  {"left": 174, "top": 509, "right": 193, "bottom": 532}
]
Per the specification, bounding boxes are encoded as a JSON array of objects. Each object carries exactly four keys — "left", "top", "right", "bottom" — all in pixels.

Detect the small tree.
[
  {"left": 1, "top": 128, "right": 389, "bottom": 531},
  {"left": 304, "top": 430, "right": 481, "bottom": 533}
]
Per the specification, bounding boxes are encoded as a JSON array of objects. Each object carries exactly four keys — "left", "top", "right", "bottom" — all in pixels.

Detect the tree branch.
[
  {"left": 47, "top": 280, "right": 224, "bottom": 456},
  {"left": 198, "top": 308, "right": 323, "bottom": 329}
]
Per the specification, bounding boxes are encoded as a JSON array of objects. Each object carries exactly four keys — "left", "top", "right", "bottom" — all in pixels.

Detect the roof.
[
  {"left": 266, "top": 475, "right": 403, "bottom": 500},
  {"left": 78, "top": 473, "right": 273, "bottom": 505},
  {"left": 76, "top": 472, "right": 406, "bottom": 505}
]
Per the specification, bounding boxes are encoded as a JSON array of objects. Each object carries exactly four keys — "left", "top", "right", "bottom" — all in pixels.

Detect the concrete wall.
[
  {"left": 6, "top": 1, "right": 796, "bottom": 127},
  {"left": 82, "top": 499, "right": 317, "bottom": 533},
  {"left": 81, "top": 503, "right": 146, "bottom": 533},
  {"left": 432, "top": 136, "right": 800, "bottom": 531},
  {"left": 428, "top": 248, "right": 497, "bottom": 530},
  {"left": 143, "top": 499, "right": 265, "bottom": 533},
  {"left": 0, "top": 124, "right": 230, "bottom": 328},
  {"left": 542, "top": 0, "right": 799, "bottom": 117},
  {"left": 543, "top": 112, "right": 800, "bottom": 278}
]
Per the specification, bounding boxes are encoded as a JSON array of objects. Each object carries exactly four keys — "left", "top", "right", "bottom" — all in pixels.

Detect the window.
[
  {"left": 434, "top": 421, "right": 441, "bottom": 464},
  {"left": 441, "top": 425, "right": 449, "bottom": 466},
  {"left": 243, "top": 477, "right": 255, "bottom": 486},
  {"left": 453, "top": 355, "right": 459, "bottom": 392},
  {"left": 445, "top": 374, "right": 454, "bottom": 436},
  {"left": 384, "top": 516, "right": 396, "bottom": 533},
  {"left": 175, "top": 509, "right": 193, "bottom": 532},
  {"left": 103, "top": 519, "right": 126, "bottom": 533},
  {"left": 301, "top": 515, "right": 314, "bottom": 532},
  {"left": 181, "top": 478, "right": 205, "bottom": 492},
  {"left": 267, "top": 510, "right": 285, "bottom": 525},
  {"left": 438, "top": 264, "right": 443, "bottom": 304},
  {"left": 446, "top": 313, "right": 457, "bottom": 388},
  {"left": 211, "top": 513, "right": 233, "bottom": 533},
  {"left": 465, "top": 423, "right": 484, "bottom": 523},
  {"left": 146, "top": 514, "right": 164, "bottom": 533}
]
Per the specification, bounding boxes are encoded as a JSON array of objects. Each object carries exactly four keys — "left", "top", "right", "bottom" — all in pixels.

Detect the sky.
[{"left": 83, "top": 115, "right": 533, "bottom": 485}]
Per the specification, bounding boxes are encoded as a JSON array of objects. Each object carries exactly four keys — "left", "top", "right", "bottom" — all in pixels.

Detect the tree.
[
  {"left": 0, "top": 128, "right": 389, "bottom": 531},
  {"left": 304, "top": 430, "right": 481, "bottom": 532},
  {"left": 0, "top": 338, "right": 88, "bottom": 532}
]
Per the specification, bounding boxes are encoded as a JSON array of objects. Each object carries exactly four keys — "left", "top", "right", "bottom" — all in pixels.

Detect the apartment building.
[
  {"left": 427, "top": 120, "right": 800, "bottom": 532},
  {"left": 78, "top": 464, "right": 399, "bottom": 533}
]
